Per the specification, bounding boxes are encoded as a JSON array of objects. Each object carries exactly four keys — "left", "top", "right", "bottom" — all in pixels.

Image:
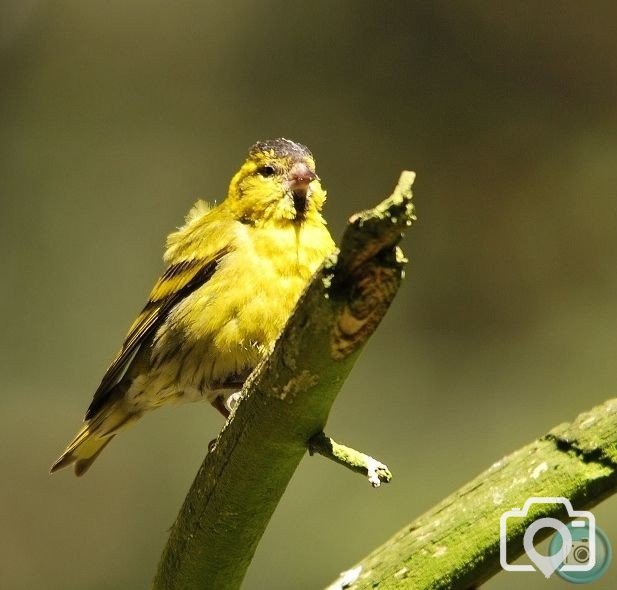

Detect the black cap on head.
[{"left": 249, "top": 138, "right": 313, "bottom": 161}]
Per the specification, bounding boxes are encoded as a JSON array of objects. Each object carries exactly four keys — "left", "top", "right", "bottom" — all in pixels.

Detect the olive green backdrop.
[{"left": 1, "top": 2, "right": 616, "bottom": 588}]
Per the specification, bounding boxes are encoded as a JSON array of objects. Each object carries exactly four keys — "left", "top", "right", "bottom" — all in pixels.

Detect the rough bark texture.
[
  {"left": 327, "top": 398, "right": 617, "bottom": 590},
  {"left": 152, "top": 172, "right": 416, "bottom": 590}
]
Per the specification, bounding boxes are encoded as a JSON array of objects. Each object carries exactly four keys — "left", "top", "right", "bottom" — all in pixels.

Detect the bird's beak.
[
  {"left": 288, "top": 162, "right": 317, "bottom": 221},
  {"left": 289, "top": 162, "right": 317, "bottom": 192}
]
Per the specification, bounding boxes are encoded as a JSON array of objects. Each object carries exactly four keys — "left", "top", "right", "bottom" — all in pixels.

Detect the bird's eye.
[{"left": 257, "top": 165, "right": 276, "bottom": 178}]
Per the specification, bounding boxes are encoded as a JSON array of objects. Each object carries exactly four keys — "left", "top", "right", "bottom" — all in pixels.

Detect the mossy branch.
[
  {"left": 152, "top": 172, "right": 416, "bottom": 590},
  {"left": 327, "top": 398, "right": 617, "bottom": 590},
  {"left": 309, "top": 432, "right": 392, "bottom": 487}
]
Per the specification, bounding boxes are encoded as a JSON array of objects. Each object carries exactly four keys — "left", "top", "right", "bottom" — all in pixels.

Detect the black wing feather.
[{"left": 85, "top": 248, "right": 229, "bottom": 420}]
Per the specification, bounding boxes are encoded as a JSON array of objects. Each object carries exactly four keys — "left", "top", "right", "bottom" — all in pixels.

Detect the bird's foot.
[{"left": 224, "top": 391, "right": 243, "bottom": 414}]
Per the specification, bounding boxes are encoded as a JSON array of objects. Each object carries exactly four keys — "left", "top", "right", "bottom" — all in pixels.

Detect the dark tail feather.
[
  {"left": 50, "top": 431, "right": 115, "bottom": 476},
  {"left": 50, "top": 402, "right": 138, "bottom": 476}
]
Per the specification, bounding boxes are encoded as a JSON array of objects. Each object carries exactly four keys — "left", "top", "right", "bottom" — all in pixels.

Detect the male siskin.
[{"left": 52, "top": 138, "right": 335, "bottom": 476}]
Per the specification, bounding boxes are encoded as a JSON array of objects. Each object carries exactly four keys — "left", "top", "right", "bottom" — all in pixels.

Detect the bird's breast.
[{"left": 157, "top": 221, "right": 334, "bottom": 387}]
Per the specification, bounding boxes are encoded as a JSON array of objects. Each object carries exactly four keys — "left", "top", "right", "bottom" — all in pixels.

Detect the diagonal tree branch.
[
  {"left": 152, "top": 172, "right": 417, "bottom": 590},
  {"left": 309, "top": 431, "right": 393, "bottom": 487},
  {"left": 327, "top": 398, "right": 617, "bottom": 590}
]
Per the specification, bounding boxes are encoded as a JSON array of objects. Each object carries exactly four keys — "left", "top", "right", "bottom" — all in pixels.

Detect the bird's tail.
[{"left": 50, "top": 402, "right": 138, "bottom": 476}]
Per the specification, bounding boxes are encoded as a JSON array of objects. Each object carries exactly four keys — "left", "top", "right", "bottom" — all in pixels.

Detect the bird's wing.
[{"left": 85, "top": 247, "right": 230, "bottom": 420}]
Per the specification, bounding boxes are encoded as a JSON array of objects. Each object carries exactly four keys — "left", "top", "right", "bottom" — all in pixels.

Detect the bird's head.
[{"left": 227, "top": 138, "right": 327, "bottom": 226}]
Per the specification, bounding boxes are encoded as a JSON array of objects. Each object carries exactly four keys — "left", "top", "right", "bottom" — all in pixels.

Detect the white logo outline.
[{"left": 500, "top": 496, "right": 596, "bottom": 576}]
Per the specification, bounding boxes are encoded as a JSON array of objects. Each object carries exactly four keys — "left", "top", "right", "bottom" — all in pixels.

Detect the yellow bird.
[{"left": 51, "top": 138, "right": 335, "bottom": 476}]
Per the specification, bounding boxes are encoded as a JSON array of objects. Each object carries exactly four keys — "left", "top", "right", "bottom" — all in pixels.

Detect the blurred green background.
[{"left": 2, "top": 1, "right": 616, "bottom": 588}]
